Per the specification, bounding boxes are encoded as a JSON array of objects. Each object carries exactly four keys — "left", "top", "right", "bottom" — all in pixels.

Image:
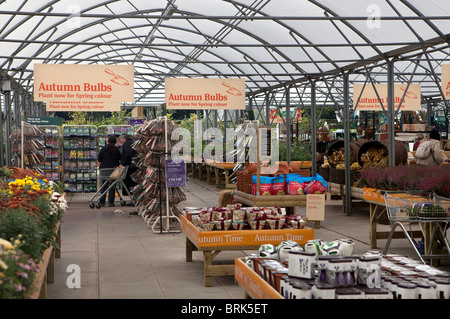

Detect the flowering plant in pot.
[
  {"left": 0, "top": 177, "right": 67, "bottom": 298},
  {"left": 0, "top": 237, "right": 39, "bottom": 299}
]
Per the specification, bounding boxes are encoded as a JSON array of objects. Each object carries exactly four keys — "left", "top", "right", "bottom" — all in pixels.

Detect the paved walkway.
[{"left": 47, "top": 177, "right": 449, "bottom": 299}]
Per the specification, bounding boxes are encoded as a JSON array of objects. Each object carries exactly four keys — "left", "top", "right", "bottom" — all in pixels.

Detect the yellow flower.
[
  {"left": 0, "top": 238, "right": 13, "bottom": 250},
  {"left": 0, "top": 261, "right": 7, "bottom": 270}
]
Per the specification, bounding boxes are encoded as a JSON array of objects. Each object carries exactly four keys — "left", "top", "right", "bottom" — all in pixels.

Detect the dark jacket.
[
  {"left": 98, "top": 145, "right": 121, "bottom": 169},
  {"left": 121, "top": 140, "right": 138, "bottom": 167}
]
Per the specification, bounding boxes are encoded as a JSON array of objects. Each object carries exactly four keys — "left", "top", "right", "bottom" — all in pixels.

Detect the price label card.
[{"left": 306, "top": 194, "right": 325, "bottom": 221}]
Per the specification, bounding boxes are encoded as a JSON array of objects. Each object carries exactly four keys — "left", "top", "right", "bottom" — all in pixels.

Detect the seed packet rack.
[
  {"left": 131, "top": 116, "right": 186, "bottom": 233},
  {"left": 36, "top": 125, "right": 62, "bottom": 182},
  {"left": 10, "top": 121, "right": 45, "bottom": 170},
  {"left": 62, "top": 125, "right": 98, "bottom": 194}
]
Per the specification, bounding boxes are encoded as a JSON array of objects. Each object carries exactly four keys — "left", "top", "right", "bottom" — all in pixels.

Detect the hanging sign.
[
  {"left": 353, "top": 83, "right": 421, "bottom": 111},
  {"left": 27, "top": 116, "right": 63, "bottom": 126},
  {"left": 441, "top": 64, "right": 450, "bottom": 100},
  {"left": 269, "top": 108, "right": 302, "bottom": 123},
  {"left": 165, "top": 78, "right": 245, "bottom": 110},
  {"left": 33, "top": 64, "right": 134, "bottom": 112},
  {"left": 165, "top": 159, "right": 186, "bottom": 187}
]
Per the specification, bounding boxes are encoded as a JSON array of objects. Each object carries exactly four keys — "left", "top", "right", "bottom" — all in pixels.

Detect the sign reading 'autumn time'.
[
  {"left": 165, "top": 78, "right": 246, "bottom": 110},
  {"left": 34, "top": 64, "right": 134, "bottom": 112}
]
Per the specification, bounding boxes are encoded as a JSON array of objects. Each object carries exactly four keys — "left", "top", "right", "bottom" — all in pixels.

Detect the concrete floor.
[{"left": 47, "top": 177, "right": 450, "bottom": 299}]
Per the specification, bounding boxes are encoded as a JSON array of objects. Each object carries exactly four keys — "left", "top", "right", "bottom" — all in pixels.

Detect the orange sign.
[
  {"left": 234, "top": 258, "right": 283, "bottom": 299},
  {"left": 353, "top": 83, "right": 421, "bottom": 111},
  {"left": 165, "top": 78, "right": 246, "bottom": 110},
  {"left": 180, "top": 215, "right": 314, "bottom": 248},
  {"left": 33, "top": 64, "right": 134, "bottom": 112},
  {"left": 442, "top": 64, "right": 450, "bottom": 100},
  {"left": 363, "top": 187, "right": 385, "bottom": 204},
  {"left": 269, "top": 108, "right": 302, "bottom": 123}
]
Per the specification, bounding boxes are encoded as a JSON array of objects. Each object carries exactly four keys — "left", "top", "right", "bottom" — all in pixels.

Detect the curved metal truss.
[{"left": 1, "top": 0, "right": 449, "bottom": 105}]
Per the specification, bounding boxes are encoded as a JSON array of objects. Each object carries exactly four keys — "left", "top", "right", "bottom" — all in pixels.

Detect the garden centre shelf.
[
  {"left": 62, "top": 125, "right": 98, "bottom": 195},
  {"left": 97, "top": 125, "right": 133, "bottom": 147},
  {"left": 36, "top": 125, "right": 62, "bottom": 182}
]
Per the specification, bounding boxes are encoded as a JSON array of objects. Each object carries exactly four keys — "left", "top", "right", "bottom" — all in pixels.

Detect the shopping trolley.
[
  {"left": 382, "top": 190, "right": 450, "bottom": 264},
  {"left": 89, "top": 166, "right": 136, "bottom": 209}
]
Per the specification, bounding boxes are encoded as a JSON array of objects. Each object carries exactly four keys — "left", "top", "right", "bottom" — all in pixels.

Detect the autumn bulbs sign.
[
  {"left": 33, "top": 64, "right": 134, "bottom": 112},
  {"left": 165, "top": 78, "right": 246, "bottom": 110}
]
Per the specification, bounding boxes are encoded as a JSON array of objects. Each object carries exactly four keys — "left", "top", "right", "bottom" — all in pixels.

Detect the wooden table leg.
[
  {"left": 203, "top": 251, "right": 213, "bottom": 287},
  {"left": 369, "top": 203, "right": 378, "bottom": 249},
  {"left": 215, "top": 167, "right": 223, "bottom": 188},
  {"left": 186, "top": 237, "right": 195, "bottom": 262}
]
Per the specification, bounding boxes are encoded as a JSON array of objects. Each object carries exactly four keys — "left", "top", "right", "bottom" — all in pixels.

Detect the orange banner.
[
  {"left": 34, "top": 64, "right": 134, "bottom": 112},
  {"left": 363, "top": 187, "right": 385, "bottom": 204},
  {"left": 353, "top": 83, "right": 421, "bottom": 111},
  {"left": 165, "top": 78, "right": 245, "bottom": 110},
  {"left": 180, "top": 215, "right": 314, "bottom": 248},
  {"left": 234, "top": 258, "right": 283, "bottom": 299},
  {"left": 442, "top": 64, "right": 450, "bottom": 100}
]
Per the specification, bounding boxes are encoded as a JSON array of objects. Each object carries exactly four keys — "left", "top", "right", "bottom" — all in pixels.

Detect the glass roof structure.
[{"left": 1, "top": 0, "right": 450, "bottom": 109}]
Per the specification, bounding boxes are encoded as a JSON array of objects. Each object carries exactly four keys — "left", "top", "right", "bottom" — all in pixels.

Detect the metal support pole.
[
  {"left": 343, "top": 73, "right": 352, "bottom": 216},
  {"left": 286, "top": 86, "right": 291, "bottom": 164},
  {"left": 426, "top": 99, "right": 432, "bottom": 126},
  {"left": 387, "top": 60, "right": 396, "bottom": 167},
  {"left": 4, "top": 91, "right": 11, "bottom": 166},
  {"left": 0, "top": 93, "right": 3, "bottom": 167},
  {"left": 265, "top": 92, "right": 270, "bottom": 127},
  {"left": 311, "top": 81, "right": 317, "bottom": 177}
]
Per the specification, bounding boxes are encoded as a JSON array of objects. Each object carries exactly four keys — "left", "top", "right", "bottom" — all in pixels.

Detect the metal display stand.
[
  {"left": 97, "top": 125, "right": 134, "bottom": 147},
  {"left": 150, "top": 117, "right": 181, "bottom": 233},
  {"left": 62, "top": 125, "right": 98, "bottom": 201},
  {"left": 36, "top": 125, "right": 62, "bottom": 182}
]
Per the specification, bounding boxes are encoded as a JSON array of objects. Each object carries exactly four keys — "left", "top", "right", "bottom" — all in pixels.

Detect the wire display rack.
[{"left": 382, "top": 190, "right": 450, "bottom": 264}]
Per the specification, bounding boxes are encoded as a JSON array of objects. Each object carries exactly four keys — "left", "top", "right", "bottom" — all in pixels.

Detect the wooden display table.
[
  {"left": 330, "top": 183, "right": 443, "bottom": 265},
  {"left": 235, "top": 257, "right": 283, "bottom": 299},
  {"left": 180, "top": 215, "right": 314, "bottom": 287},
  {"left": 330, "top": 183, "right": 423, "bottom": 248},
  {"left": 233, "top": 189, "right": 307, "bottom": 215},
  {"left": 204, "top": 160, "right": 236, "bottom": 189}
]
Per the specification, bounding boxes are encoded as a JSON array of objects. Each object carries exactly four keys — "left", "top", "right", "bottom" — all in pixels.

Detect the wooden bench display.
[{"left": 180, "top": 214, "right": 314, "bottom": 287}]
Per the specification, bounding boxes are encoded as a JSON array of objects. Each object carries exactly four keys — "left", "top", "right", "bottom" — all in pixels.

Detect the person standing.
[
  {"left": 118, "top": 134, "right": 138, "bottom": 199},
  {"left": 415, "top": 129, "right": 445, "bottom": 166},
  {"left": 98, "top": 135, "right": 121, "bottom": 207}
]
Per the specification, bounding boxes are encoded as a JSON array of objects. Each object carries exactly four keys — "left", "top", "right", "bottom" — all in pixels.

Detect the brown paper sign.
[
  {"left": 34, "top": 64, "right": 134, "bottom": 112},
  {"left": 353, "top": 83, "right": 421, "bottom": 111},
  {"left": 306, "top": 194, "right": 325, "bottom": 221},
  {"left": 165, "top": 78, "right": 245, "bottom": 110}
]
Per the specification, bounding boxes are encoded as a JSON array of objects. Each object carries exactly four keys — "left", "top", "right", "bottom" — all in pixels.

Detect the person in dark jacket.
[
  {"left": 118, "top": 134, "right": 138, "bottom": 199},
  {"left": 98, "top": 135, "right": 121, "bottom": 207}
]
